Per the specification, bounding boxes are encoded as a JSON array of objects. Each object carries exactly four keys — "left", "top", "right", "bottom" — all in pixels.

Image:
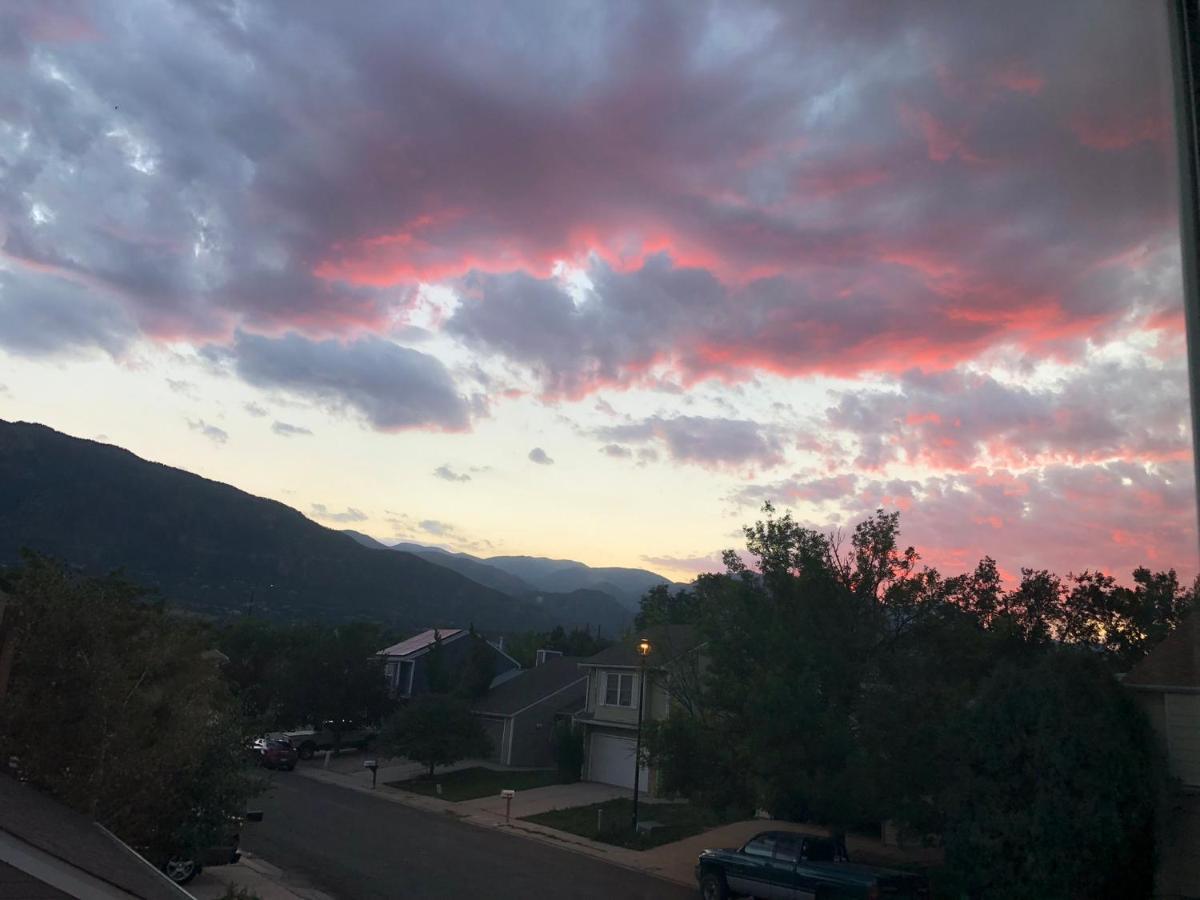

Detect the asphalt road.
[{"left": 242, "top": 775, "right": 696, "bottom": 900}]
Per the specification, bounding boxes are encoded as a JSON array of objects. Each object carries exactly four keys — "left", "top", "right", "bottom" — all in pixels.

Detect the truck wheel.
[
  {"left": 298, "top": 742, "right": 316, "bottom": 760},
  {"left": 699, "top": 872, "right": 729, "bottom": 900},
  {"left": 163, "top": 857, "right": 199, "bottom": 885}
]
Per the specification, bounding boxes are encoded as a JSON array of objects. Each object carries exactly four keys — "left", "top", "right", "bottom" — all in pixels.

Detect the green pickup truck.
[{"left": 695, "top": 830, "right": 929, "bottom": 900}]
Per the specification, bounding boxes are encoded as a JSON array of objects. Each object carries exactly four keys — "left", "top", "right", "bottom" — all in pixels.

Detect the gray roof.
[
  {"left": 578, "top": 624, "right": 702, "bottom": 669},
  {"left": 472, "top": 656, "right": 586, "bottom": 717},
  {"left": 0, "top": 774, "right": 187, "bottom": 899},
  {"left": 377, "top": 628, "right": 465, "bottom": 658},
  {"left": 1125, "top": 611, "right": 1200, "bottom": 690}
]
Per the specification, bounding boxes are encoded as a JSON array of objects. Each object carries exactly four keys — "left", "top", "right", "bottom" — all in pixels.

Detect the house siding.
[
  {"left": 477, "top": 715, "right": 507, "bottom": 764},
  {"left": 1165, "top": 693, "right": 1200, "bottom": 788},
  {"left": 390, "top": 635, "right": 518, "bottom": 698},
  {"left": 507, "top": 680, "right": 586, "bottom": 768}
]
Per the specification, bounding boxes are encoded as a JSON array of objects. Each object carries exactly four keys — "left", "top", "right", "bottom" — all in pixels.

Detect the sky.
[{"left": 0, "top": 0, "right": 1195, "bottom": 585}]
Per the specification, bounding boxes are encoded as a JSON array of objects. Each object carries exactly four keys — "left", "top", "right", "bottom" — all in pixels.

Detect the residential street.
[{"left": 242, "top": 775, "right": 695, "bottom": 900}]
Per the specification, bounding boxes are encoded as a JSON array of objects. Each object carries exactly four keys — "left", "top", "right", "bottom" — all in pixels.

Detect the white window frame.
[{"left": 601, "top": 671, "right": 636, "bottom": 707}]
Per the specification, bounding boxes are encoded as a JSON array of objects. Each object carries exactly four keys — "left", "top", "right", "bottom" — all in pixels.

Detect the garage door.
[
  {"left": 1166, "top": 693, "right": 1200, "bottom": 788},
  {"left": 588, "top": 732, "right": 648, "bottom": 790}
]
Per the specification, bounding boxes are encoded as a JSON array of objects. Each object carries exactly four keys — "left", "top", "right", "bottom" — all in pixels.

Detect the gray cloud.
[
  {"left": 212, "top": 331, "right": 470, "bottom": 432},
  {"left": 271, "top": 420, "right": 312, "bottom": 437},
  {"left": 186, "top": 418, "right": 227, "bottom": 445},
  {"left": 596, "top": 415, "right": 786, "bottom": 469},
  {"left": 825, "top": 356, "right": 1190, "bottom": 470},
  {"left": 0, "top": 268, "right": 136, "bottom": 358},
  {"left": 244, "top": 401, "right": 268, "bottom": 418},
  {"left": 433, "top": 464, "right": 471, "bottom": 482},
  {"left": 528, "top": 447, "right": 555, "bottom": 465},
  {"left": 166, "top": 378, "right": 196, "bottom": 397},
  {"left": 311, "top": 503, "right": 367, "bottom": 523},
  {"left": 599, "top": 443, "right": 633, "bottom": 459}
]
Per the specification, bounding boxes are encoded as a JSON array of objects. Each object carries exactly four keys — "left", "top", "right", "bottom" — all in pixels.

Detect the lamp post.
[{"left": 631, "top": 636, "right": 651, "bottom": 834}]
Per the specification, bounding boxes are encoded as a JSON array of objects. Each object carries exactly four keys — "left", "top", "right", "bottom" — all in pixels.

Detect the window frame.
[{"left": 602, "top": 671, "right": 636, "bottom": 707}]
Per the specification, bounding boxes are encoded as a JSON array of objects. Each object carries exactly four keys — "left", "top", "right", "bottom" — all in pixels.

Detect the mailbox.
[
  {"left": 363, "top": 760, "right": 378, "bottom": 769},
  {"left": 500, "top": 789, "right": 515, "bottom": 799}
]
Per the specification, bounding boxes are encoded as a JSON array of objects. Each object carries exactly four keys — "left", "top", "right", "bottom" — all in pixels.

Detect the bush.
[
  {"left": 941, "top": 650, "right": 1164, "bottom": 899},
  {"left": 552, "top": 720, "right": 584, "bottom": 782}
]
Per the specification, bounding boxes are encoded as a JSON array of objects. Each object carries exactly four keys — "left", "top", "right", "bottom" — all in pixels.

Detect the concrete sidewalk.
[{"left": 189, "top": 852, "right": 336, "bottom": 900}]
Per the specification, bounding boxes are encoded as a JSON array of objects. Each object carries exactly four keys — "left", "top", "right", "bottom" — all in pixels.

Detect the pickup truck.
[
  {"left": 283, "top": 720, "right": 377, "bottom": 759},
  {"left": 696, "top": 830, "right": 929, "bottom": 900}
]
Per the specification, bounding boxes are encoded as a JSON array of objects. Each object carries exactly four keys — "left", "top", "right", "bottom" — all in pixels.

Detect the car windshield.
[{"left": 0, "top": 3, "right": 1195, "bottom": 899}]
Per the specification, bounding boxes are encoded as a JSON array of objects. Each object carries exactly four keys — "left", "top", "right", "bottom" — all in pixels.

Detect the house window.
[{"left": 603, "top": 672, "right": 635, "bottom": 707}]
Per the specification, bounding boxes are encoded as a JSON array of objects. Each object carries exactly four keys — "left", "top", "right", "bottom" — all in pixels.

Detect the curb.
[{"left": 292, "top": 767, "right": 694, "bottom": 888}]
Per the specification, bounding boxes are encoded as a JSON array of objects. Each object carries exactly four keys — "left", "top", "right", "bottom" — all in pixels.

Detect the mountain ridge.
[{"left": 0, "top": 420, "right": 631, "bottom": 633}]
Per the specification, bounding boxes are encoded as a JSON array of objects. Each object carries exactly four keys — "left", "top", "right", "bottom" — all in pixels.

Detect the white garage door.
[
  {"left": 1166, "top": 693, "right": 1200, "bottom": 788},
  {"left": 588, "top": 733, "right": 649, "bottom": 790}
]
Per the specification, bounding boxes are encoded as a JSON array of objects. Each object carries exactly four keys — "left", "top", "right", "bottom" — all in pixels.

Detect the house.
[
  {"left": 376, "top": 628, "right": 519, "bottom": 699},
  {"left": 573, "top": 625, "right": 703, "bottom": 793},
  {"left": 471, "top": 655, "right": 587, "bottom": 767},
  {"left": 0, "top": 773, "right": 189, "bottom": 899},
  {"left": 1124, "top": 612, "right": 1200, "bottom": 899}
]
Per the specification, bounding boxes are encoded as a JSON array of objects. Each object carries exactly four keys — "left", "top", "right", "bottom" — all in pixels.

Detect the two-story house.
[
  {"left": 573, "top": 625, "right": 702, "bottom": 794},
  {"left": 1123, "top": 612, "right": 1199, "bottom": 898},
  {"left": 376, "top": 628, "right": 520, "bottom": 698}
]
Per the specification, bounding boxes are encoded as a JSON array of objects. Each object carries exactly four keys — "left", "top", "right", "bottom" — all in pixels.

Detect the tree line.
[{"left": 639, "top": 505, "right": 1192, "bottom": 899}]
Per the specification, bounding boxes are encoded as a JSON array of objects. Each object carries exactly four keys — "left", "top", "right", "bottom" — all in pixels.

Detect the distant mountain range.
[
  {"left": 347, "top": 534, "right": 671, "bottom": 610},
  {"left": 0, "top": 421, "right": 641, "bottom": 634}
]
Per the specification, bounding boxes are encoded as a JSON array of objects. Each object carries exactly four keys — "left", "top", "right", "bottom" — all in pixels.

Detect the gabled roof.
[
  {"left": 472, "top": 656, "right": 586, "bottom": 717},
  {"left": 0, "top": 774, "right": 187, "bottom": 899},
  {"left": 377, "top": 628, "right": 465, "bottom": 658},
  {"left": 1125, "top": 612, "right": 1200, "bottom": 690},
  {"left": 578, "top": 624, "right": 702, "bottom": 669}
]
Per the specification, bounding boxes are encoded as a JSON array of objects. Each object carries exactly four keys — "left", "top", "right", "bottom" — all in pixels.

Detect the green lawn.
[
  {"left": 386, "top": 766, "right": 563, "bottom": 801},
  {"left": 523, "top": 797, "right": 731, "bottom": 850}
]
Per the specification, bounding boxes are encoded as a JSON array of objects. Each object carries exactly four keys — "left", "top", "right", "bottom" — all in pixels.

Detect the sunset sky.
[{"left": 0, "top": 0, "right": 1195, "bottom": 584}]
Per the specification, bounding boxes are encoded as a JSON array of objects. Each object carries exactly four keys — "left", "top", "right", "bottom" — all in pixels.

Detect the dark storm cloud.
[
  {"left": 210, "top": 331, "right": 471, "bottom": 432},
  {"left": 528, "top": 447, "right": 554, "bottom": 465}
]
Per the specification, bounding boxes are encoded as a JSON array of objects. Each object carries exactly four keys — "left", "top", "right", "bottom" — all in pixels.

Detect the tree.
[
  {"left": 423, "top": 629, "right": 451, "bottom": 695},
  {"left": 635, "top": 584, "right": 699, "bottom": 629},
  {"left": 941, "top": 651, "right": 1163, "bottom": 899},
  {"left": 552, "top": 720, "right": 584, "bottom": 783},
  {"left": 456, "top": 627, "right": 497, "bottom": 699},
  {"left": 0, "top": 555, "right": 260, "bottom": 858},
  {"left": 377, "top": 694, "right": 491, "bottom": 778},
  {"left": 219, "top": 620, "right": 393, "bottom": 744}
]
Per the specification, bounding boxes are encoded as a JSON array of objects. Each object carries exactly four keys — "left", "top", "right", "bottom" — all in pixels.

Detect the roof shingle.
[
  {"left": 471, "top": 656, "right": 585, "bottom": 716},
  {"left": 1125, "top": 612, "right": 1200, "bottom": 689}
]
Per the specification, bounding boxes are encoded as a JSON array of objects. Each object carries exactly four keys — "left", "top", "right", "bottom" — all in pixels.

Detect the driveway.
[{"left": 244, "top": 773, "right": 694, "bottom": 899}]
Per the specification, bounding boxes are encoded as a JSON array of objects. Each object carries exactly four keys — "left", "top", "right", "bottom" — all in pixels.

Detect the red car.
[{"left": 251, "top": 735, "right": 298, "bottom": 770}]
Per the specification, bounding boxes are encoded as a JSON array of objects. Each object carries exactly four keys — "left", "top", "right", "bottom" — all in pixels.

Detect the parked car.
[
  {"left": 150, "top": 811, "right": 263, "bottom": 885},
  {"left": 695, "top": 830, "right": 929, "bottom": 900},
  {"left": 250, "top": 734, "right": 298, "bottom": 770},
  {"left": 283, "top": 719, "right": 377, "bottom": 759}
]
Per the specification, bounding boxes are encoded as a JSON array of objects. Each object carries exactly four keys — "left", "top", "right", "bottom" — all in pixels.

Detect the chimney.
[
  {"left": 496, "top": 635, "right": 505, "bottom": 652},
  {"left": 535, "top": 648, "right": 563, "bottom": 667}
]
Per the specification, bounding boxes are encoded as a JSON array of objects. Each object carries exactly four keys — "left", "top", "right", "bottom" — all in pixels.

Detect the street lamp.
[{"left": 631, "top": 636, "right": 652, "bottom": 833}]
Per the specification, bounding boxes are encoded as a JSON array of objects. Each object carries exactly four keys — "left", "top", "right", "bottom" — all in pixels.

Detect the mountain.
[
  {"left": 388, "top": 543, "right": 536, "bottom": 596},
  {"left": 344, "top": 536, "right": 634, "bottom": 634},
  {"left": 0, "top": 420, "right": 627, "bottom": 633},
  {"left": 483, "top": 556, "right": 673, "bottom": 610}
]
